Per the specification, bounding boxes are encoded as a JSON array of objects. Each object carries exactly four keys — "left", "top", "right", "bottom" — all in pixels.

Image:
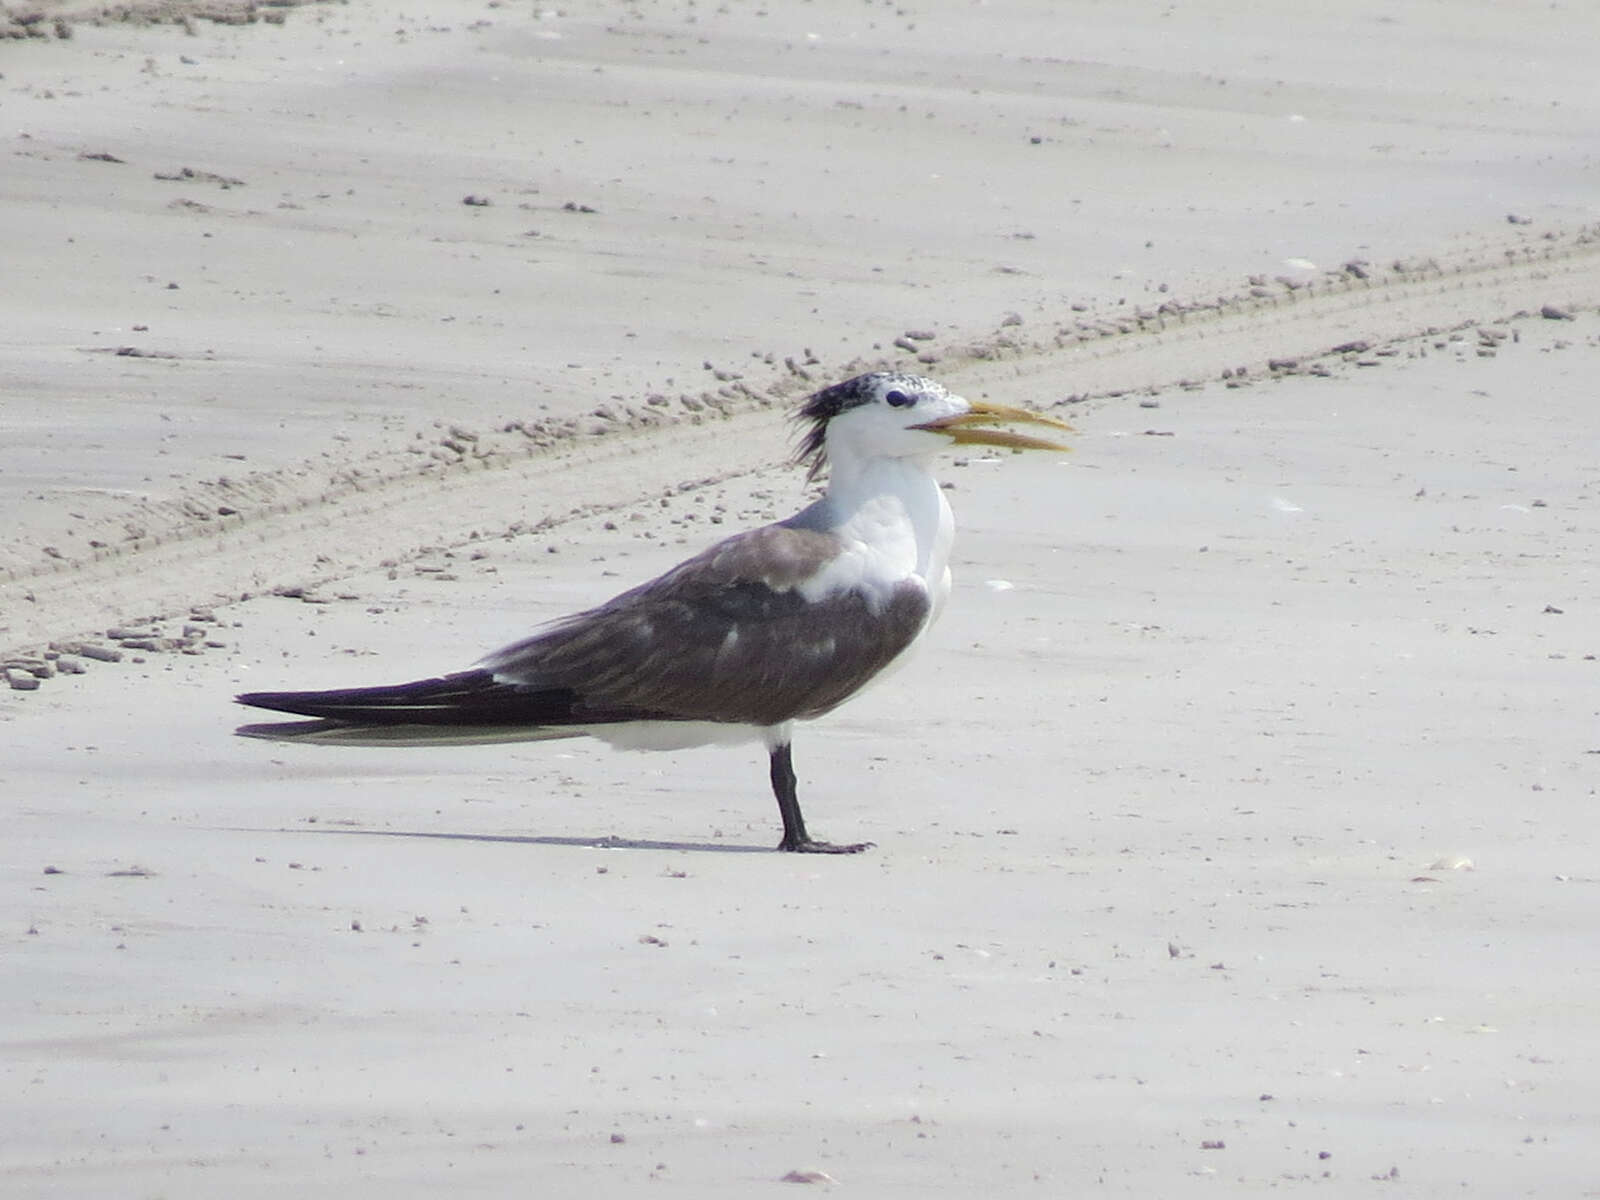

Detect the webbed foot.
[{"left": 779, "top": 837, "right": 875, "bottom": 854}]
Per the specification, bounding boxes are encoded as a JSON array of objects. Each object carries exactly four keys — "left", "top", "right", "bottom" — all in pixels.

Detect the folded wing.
[{"left": 237, "top": 523, "right": 932, "bottom": 737}]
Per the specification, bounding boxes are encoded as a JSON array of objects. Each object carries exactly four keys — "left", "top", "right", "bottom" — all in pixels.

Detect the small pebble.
[
  {"left": 105, "top": 626, "right": 157, "bottom": 640},
  {"left": 119, "top": 637, "right": 178, "bottom": 652}
]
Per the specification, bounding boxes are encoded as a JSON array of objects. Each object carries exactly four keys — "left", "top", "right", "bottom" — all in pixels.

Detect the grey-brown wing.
[{"left": 478, "top": 525, "right": 932, "bottom": 728}]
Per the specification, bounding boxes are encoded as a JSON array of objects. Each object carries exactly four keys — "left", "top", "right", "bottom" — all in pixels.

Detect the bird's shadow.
[{"left": 246, "top": 825, "right": 777, "bottom": 854}]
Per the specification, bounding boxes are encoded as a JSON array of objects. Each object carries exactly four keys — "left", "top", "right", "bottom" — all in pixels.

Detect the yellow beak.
[{"left": 911, "top": 400, "right": 1074, "bottom": 452}]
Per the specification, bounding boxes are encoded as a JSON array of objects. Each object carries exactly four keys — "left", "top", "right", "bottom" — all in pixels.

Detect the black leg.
[
  {"left": 768, "top": 742, "right": 873, "bottom": 854},
  {"left": 769, "top": 742, "right": 807, "bottom": 847}
]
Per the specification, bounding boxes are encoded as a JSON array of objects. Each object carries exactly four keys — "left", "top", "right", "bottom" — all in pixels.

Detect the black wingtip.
[
  {"left": 235, "top": 690, "right": 329, "bottom": 717},
  {"left": 232, "top": 671, "right": 589, "bottom": 728},
  {"left": 235, "top": 718, "right": 342, "bottom": 740}
]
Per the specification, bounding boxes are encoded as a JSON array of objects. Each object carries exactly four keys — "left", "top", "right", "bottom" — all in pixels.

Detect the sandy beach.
[{"left": 3, "top": 1, "right": 1599, "bottom": 1194}]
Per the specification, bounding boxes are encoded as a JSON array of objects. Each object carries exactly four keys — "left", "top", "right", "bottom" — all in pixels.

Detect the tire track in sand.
[{"left": 3, "top": 224, "right": 1597, "bottom": 658}]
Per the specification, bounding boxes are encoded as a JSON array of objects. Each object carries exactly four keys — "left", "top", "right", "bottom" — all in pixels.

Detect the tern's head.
[{"left": 794, "top": 371, "right": 1072, "bottom": 482}]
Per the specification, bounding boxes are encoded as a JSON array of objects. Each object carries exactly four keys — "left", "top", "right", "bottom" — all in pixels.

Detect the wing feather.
[
  {"left": 480, "top": 524, "right": 932, "bottom": 727},
  {"left": 237, "top": 524, "right": 932, "bottom": 736}
]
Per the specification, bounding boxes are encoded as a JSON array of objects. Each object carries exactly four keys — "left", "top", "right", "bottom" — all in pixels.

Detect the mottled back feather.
[{"left": 481, "top": 523, "right": 933, "bottom": 728}]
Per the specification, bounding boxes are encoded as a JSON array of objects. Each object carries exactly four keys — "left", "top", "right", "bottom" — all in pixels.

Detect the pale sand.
[{"left": 3, "top": 1, "right": 1599, "bottom": 1195}]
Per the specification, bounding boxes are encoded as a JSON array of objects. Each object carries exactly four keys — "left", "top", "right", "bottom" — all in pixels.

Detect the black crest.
[{"left": 793, "top": 372, "right": 932, "bottom": 482}]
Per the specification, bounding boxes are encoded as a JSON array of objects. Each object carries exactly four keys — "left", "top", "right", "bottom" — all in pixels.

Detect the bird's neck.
[{"left": 817, "top": 453, "right": 953, "bottom": 584}]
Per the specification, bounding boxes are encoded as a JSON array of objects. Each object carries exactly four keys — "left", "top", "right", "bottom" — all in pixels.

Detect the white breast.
[{"left": 797, "top": 455, "right": 954, "bottom": 615}]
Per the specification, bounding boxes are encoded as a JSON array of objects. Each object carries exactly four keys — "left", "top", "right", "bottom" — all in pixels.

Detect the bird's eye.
[{"left": 885, "top": 390, "right": 914, "bottom": 408}]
